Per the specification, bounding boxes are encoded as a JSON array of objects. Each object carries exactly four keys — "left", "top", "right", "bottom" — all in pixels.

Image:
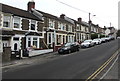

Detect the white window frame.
[
  {"left": 29, "top": 20, "right": 37, "bottom": 31},
  {"left": 3, "top": 15, "right": 11, "bottom": 28},
  {"left": 49, "top": 19, "right": 55, "bottom": 29},
  {"left": 58, "top": 22, "right": 61, "bottom": 30},
  {"left": 26, "top": 36, "right": 39, "bottom": 48},
  {"left": 76, "top": 24, "right": 80, "bottom": 31},
  {"left": 13, "top": 16, "right": 21, "bottom": 30},
  {"left": 68, "top": 25, "right": 72, "bottom": 32}
]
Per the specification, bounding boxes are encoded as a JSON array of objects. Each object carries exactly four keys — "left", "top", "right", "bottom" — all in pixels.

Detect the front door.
[{"left": 12, "top": 37, "right": 20, "bottom": 51}]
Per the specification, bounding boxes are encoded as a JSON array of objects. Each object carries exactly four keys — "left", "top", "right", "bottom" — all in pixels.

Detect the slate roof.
[
  {"left": 1, "top": 3, "right": 42, "bottom": 21},
  {"left": 73, "top": 19, "right": 89, "bottom": 27},
  {"left": 37, "top": 10, "right": 74, "bottom": 25}
]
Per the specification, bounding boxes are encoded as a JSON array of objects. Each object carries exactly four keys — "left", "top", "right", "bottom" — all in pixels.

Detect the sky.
[{"left": 0, "top": 0, "right": 119, "bottom": 29}]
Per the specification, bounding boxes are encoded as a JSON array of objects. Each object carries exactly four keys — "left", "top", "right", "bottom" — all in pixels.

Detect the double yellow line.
[{"left": 85, "top": 49, "right": 119, "bottom": 81}]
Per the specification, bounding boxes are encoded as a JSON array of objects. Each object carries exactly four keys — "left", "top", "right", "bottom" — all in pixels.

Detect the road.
[{"left": 2, "top": 39, "right": 119, "bottom": 80}]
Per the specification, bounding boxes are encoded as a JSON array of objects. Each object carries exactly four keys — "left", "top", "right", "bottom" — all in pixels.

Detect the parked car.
[
  {"left": 104, "top": 37, "right": 110, "bottom": 42},
  {"left": 58, "top": 42, "right": 80, "bottom": 54},
  {"left": 92, "top": 39, "right": 101, "bottom": 45},
  {"left": 81, "top": 39, "right": 94, "bottom": 48},
  {"left": 101, "top": 38, "right": 106, "bottom": 43},
  {"left": 109, "top": 36, "right": 115, "bottom": 40}
]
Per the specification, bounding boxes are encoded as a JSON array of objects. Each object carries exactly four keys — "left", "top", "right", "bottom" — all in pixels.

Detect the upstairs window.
[
  {"left": 68, "top": 25, "right": 72, "bottom": 32},
  {"left": 58, "top": 22, "right": 66, "bottom": 31},
  {"left": 3, "top": 15, "right": 11, "bottom": 27},
  {"left": 62, "top": 24, "right": 66, "bottom": 30},
  {"left": 58, "top": 22, "right": 61, "bottom": 30},
  {"left": 49, "top": 19, "right": 55, "bottom": 28},
  {"left": 14, "top": 17, "right": 20, "bottom": 29},
  {"left": 31, "top": 20, "right": 36, "bottom": 30},
  {"left": 76, "top": 24, "right": 80, "bottom": 30}
]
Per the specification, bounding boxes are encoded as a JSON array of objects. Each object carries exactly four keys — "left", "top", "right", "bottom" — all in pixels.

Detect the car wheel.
[
  {"left": 77, "top": 48, "right": 79, "bottom": 51},
  {"left": 68, "top": 50, "right": 71, "bottom": 54},
  {"left": 88, "top": 44, "right": 90, "bottom": 47}
]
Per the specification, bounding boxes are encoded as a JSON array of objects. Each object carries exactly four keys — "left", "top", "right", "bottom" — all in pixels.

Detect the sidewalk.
[{"left": 2, "top": 51, "right": 58, "bottom": 69}]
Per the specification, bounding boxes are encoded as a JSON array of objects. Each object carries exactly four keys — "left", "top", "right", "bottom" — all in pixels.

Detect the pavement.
[{"left": 2, "top": 51, "right": 58, "bottom": 69}]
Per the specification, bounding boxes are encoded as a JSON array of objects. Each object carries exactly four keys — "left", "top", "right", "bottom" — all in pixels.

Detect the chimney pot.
[
  {"left": 78, "top": 17, "right": 82, "bottom": 22},
  {"left": 60, "top": 14, "right": 65, "bottom": 19},
  {"left": 27, "top": 1, "right": 35, "bottom": 11}
]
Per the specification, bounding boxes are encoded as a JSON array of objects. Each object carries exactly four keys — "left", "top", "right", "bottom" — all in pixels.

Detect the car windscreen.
[
  {"left": 64, "top": 43, "right": 71, "bottom": 47},
  {"left": 93, "top": 39, "right": 98, "bottom": 41},
  {"left": 84, "top": 40, "right": 91, "bottom": 43}
]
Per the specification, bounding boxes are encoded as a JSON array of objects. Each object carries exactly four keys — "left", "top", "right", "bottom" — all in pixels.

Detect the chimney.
[
  {"left": 88, "top": 20, "right": 92, "bottom": 24},
  {"left": 78, "top": 17, "right": 82, "bottom": 22},
  {"left": 60, "top": 14, "right": 65, "bottom": 19},
  {"left": 27, "top": 0, "right": 35, "bottom": 11}
]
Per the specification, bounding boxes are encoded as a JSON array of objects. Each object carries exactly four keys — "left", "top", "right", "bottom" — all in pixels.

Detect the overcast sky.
[{"left": 0, "top": 0, "right": 119, "bottom": 29}]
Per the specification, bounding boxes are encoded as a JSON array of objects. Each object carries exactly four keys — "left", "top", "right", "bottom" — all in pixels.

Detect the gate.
[{"left": 11, "top": 50, "right": 21, "bottom": 60}]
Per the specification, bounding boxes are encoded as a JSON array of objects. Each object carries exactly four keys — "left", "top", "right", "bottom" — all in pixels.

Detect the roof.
[
  {"left": 1, "top": 3, "right": 42, "bottom": 21},
  {"left": 73, "top": 19, "right": 89, "bottom": 27},
  {"left": 37, "top": 10, "right": 74, "bottom": 25},
  {"left": 81, "top": 21, "right": 89, "bottom": 27},
  {"left": 108, "top": 27, "right": 115, "bottom": 30}
]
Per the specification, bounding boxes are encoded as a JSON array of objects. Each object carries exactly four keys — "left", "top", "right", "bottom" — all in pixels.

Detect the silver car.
[
  {"left": 92, "top": 39, "right": 101, "bottom": 45},
  {"left": 81, "top": 40, "right": 94, "bottom": 48}
]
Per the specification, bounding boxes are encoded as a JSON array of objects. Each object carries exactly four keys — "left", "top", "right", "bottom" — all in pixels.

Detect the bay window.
[
  {"left": 27, "top": 37, "right": 39, "bottom": 48},
  {"left": 33, "top": 38, "right": 38, "bottom": 48}
]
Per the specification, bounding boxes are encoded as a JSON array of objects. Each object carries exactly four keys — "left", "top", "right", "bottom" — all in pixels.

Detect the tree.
[
  {"left": 116, "top": 30, "right": 120, "bottom": 37},
  {"left": 100, "top": 34, "right": 105, "bottom": 38},
  {"left": 91, "top": 33, "right": 98, "bottom": 39}
]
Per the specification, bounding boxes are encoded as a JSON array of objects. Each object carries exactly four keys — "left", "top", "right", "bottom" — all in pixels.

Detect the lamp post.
[{"left": 88, "top": 13, "right": 96, "bottom": 39}]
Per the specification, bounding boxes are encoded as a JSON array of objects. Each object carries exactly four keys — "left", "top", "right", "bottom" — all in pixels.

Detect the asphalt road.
[{"left": 2, "top": 39, "right": 119, "bottom": 80}]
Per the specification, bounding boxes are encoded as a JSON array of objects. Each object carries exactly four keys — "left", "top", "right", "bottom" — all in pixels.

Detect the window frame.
[
  {"left": 30, "top": 20, "right": 37, "bottom": 31},
  {"left": 13, "top": 16, "right": 21, "bottom": 29},
  {"left": 3, "top": 15, "right": 11, "bottom": 28}
]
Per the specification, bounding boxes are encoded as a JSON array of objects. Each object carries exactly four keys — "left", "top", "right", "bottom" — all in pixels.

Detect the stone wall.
[{"left": 2, "top": 47, "right": 11, "bottom": 62}]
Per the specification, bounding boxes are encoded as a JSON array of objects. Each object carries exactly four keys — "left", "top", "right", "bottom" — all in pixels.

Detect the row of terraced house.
[{"left": 0, "top": 1, "right": 106, "bottom": 58}]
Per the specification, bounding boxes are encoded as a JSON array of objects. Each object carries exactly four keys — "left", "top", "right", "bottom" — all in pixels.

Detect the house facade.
[
  {"left": 105, "top": 27, "right": 117, "bottom": 38},
  {"left": 1, "top": 3, "right": 43, "bottom": 56}
]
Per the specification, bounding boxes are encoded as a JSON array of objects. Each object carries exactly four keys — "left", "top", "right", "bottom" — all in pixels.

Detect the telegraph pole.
[{"left": 89, "top": 13, "right": 91, "bottom": 39}]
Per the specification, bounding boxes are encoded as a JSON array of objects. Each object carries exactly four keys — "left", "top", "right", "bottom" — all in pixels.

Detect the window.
[
  {"left": 31, "top": 20, "right": 36, "bottom": 30},
  {"left": 33, "top": 38, "right": 37, "bottom": 48},
  {"left": 49, "top": 19, "right": 55, "bottom": 28},
  {"left": 58, "top": 22, "right": 66, "bottom": 30},
  {"left": 27, "top": 37, "right": 39, "bottom": 48},
  {"left": 68, "top": 25, "right": 72, "bottom": 32},
  {"left": 58, "top": 22, "right": 61, "bottom": 30},
  {"left": 76, "top": 24, "right": 80, "bottom": 30},
  {"left": 62, "top": 24, "right": 66, "bottom": 30},
  {"left": 48, "top": 33, "right": 51, "bottom": 43},
  {"left": 14, "top": 17, "right": 20, "bottom": 28},
  {"left": 13, "top": 37, "right": 19, "bottom": 41},
  {"left": 28, "top": 37, "right": 31, "bottom": 47},
  {"left": 3, "top": 15, "right": 11, "bottom": 27}
]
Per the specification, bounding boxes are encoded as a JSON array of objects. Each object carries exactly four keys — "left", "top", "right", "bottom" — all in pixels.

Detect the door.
[{"left": 12, "top": 37, "right": 20, "bottom": 51}]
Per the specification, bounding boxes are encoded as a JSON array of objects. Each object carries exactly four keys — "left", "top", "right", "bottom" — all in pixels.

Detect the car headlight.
[{"left": 64, "top": 47, "right": 70, "bottom": 50}]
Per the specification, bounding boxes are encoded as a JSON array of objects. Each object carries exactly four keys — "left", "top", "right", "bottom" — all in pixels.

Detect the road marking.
[
  {"left": 99, "top": 55, "right": 118, "bottom": 80},
  {"left": 85, "top": 48, "right": 119, "bottom": 81}
]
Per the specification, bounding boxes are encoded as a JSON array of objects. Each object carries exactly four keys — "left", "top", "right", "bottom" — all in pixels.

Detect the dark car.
[{"left": 58, "top": 42, "right": 80, "bottom": 54}]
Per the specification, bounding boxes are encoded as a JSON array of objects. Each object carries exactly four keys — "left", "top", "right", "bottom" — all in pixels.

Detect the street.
[{"left": 2, "top": 39, "right": 119, "bottom": 80}]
